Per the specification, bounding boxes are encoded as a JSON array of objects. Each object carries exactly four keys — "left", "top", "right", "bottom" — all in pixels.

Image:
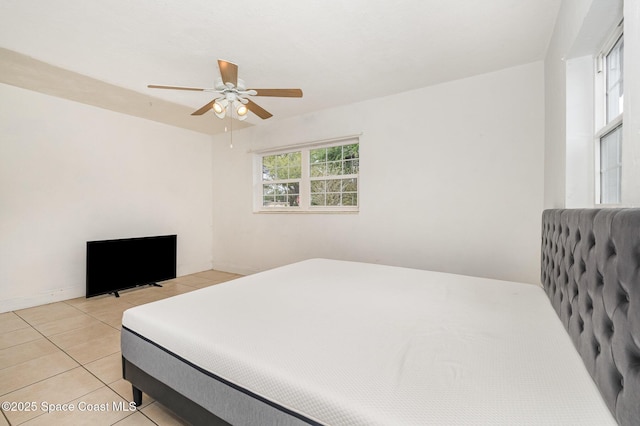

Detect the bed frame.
[
  {"left": 122, "top": 208, "right": 639, "bottom": 425},
  {"left": 121, "top": 327, "right": 315, "bottom": 425},
  {"left": 541, "top": 209, "right": 639, "bottom": 425}
]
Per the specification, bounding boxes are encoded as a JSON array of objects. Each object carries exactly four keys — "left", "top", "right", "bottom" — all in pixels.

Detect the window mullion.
[{"left": 300, "top": 147, "right": 310, "bottom": 210}]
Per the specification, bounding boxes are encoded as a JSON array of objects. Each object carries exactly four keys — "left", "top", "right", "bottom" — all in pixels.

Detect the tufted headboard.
[{"left": 541, "top": 209, "right": 640, "bottom": 425}]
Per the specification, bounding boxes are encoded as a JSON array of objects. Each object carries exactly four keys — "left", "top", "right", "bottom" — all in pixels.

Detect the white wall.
[
  {"left": 565, "top": 55, "right": 594, "bottom": 207},
  {"left": 543, "top": 0, "right": 593, "bottom": 209},
  {"left": 211, "top": 62, "right": 545, "bottom": 285},
  {"left": 0, "top": 83, "right": 213, "bottom": 312}
]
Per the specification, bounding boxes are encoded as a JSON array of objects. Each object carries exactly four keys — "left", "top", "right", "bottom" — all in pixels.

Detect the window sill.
[{"left": 253, "top": 209, "right": 359, "bottom": 215}]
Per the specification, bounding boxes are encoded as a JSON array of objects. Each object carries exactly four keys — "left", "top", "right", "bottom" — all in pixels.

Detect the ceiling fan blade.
[
  {"left": 249, "top": 88, "right": 303, "bottom": 97},
  {"left": 191, "top": 100, "right": 215, "bottom": 116},
  {"left": 148, "top": 84, "right": 206, "bottom": 91},
  {"left": 218, "top": 60, "right": 238, "bottom": 87},
  {"left": 245, "top": 99, "right": 273, "bottom": 119}
]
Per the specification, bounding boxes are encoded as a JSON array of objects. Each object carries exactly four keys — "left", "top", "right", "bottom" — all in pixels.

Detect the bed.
[{"left": 121, "top": 208, "right": 640, "bottom": 425}]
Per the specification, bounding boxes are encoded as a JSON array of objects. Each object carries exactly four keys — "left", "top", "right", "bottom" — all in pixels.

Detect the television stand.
[{"left": 109, "top": 282, "right": 164, "bottom": 298}]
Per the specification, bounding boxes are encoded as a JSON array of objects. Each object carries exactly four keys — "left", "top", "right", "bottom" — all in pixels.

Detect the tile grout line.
[
  {"left": 2, "top": 273, "right": 239, "bottom": 425},
  {"left": 0, "top": 332, "right": 93, "bottom": 424},
  {"left": 3, "top": 310, "right": 151, "bottom": 426},
  {"left": 61, "top": 299, "right": 124, "bottom": 332},
  {"left": 5, "top": 306, "right": 125, "bottom": 425},
  {"left": 7, "top": 288, "right": 199, "bottom": 425}
]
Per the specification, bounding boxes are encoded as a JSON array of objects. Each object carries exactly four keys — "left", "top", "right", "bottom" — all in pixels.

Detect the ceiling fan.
[{"left": 147, "top": 59, "right": 303, "bottom": 121}]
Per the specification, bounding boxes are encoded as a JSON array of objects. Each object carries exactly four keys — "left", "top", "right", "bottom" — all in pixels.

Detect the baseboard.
[
  {"left": 0, "top": 285, "right": 85, "bottom": 313},
  {"left": 1, "top": 262, "right": 250, "bottom": 313},
  {"left": 177, "top": 261, "right": 215, "bottom": 277},
  {"left": 210, "top": 261, "right": 260, "bottom": 276}
]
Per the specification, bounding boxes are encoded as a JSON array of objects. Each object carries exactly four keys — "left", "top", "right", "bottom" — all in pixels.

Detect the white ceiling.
[{"left": 0, "top": 0, "right": 561, "bottom": 135}]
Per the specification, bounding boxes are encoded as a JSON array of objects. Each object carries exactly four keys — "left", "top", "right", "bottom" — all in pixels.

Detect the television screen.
[{"left": 86, "top": 234, "right": 177, "bottom": 298}]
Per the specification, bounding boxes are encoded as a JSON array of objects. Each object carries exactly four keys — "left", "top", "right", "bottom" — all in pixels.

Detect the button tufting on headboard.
[{"left": 542, "top": 209, "right": 640, "bottom": 426}]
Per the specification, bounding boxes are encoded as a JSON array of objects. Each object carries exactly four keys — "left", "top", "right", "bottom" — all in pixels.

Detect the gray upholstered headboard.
[{"left": 541, "top": 209, "right": 639, "bottom": 425}]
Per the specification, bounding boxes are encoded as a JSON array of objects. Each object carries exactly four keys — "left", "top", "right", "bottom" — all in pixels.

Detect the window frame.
[
  {"left": 596, "top": 123, "right": 622, "bottom": 205},
  {"left": 594, "top": 22, "right": 623, "bottom": 205},
  {"left": 253, "top": 137, "right": 360, "bottom": 213},
  {"left": 260, "top": 151, "right": 302, "bottom": 208}
]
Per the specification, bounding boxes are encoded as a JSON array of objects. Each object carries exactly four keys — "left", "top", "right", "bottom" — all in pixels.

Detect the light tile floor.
[{"left": 0, "top": 270, "right": 242, "bottom": 425}]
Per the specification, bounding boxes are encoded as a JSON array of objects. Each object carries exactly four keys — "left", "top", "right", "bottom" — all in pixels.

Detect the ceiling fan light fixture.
[
  {"left": 236, "top": 104, "right": 248, "bottom": 121},
  {"left": 213, "top": 99, "right": 228, "bottom": 118}
]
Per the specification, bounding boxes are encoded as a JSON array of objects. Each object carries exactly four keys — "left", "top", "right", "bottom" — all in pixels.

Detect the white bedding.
[{"left": 122, "top": 259, "right": 616, "bottom": 425}]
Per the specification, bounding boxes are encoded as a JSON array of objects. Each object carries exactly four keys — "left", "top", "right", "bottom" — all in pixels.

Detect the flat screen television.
[{"left": 86, "top": 234, "right": 177, "bottom": 298}]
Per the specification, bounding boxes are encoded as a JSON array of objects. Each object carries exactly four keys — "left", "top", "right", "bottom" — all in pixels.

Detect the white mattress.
[{"left": 122, "top": 259, "right": 616, "bottom": 425}]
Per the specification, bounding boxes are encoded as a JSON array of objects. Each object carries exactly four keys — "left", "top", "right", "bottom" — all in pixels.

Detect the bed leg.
[{"left": 132, "top": 386, "right": 143, "bottom": 407}]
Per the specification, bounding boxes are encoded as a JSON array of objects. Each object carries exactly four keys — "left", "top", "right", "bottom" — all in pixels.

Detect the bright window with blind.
[{"left": 255, "top": 138, "right": 359, "bottom": 212}]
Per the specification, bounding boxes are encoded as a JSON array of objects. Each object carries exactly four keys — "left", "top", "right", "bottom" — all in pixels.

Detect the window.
[
  {"left": 309, "top": 144, "right": 359, "bottom": 207},
  {"left": 605, "top": 35, "right": 624, "bottom": 122},
  {"left": 599, "top": 126, "right": 622, "bottom": 204},
  {"left": 256, "top": 138, "right": 359, "bottom": 212},
  {"left": 596, "top": 27, "right": 623, "bottom": 204},
  {"left": 262, "top": 152, "right": 301, "bottom": 207}
]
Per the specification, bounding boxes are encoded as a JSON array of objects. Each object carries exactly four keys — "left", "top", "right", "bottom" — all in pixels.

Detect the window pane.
[
  {"left": 342, "top": 178, "right": 357, "bottom": 192},
  {"left": 606, "top": 36, "right": 624, "bottom": 122},
  {"left": 310, "top": 180, "right": 326, "bottom": 193},
  {"left": 327, "top": 146, "right": 343, "bottom": 161},
  {"left": 310, "top": 148, "right": 326, "bottom": 164},
  {"left": 286, "top": 182, "right": 300, "bottom": 207},
  {"left": 600, "top": 125, "right": 622, "bottom": 204},
  {"left": 289, "top": 166, "right": 301, "bottom": 179},
  {"left": 344, "top": 159, "right": 359, "bottom": 174},
  {"left": 262, "top": 152, "right": 301, "bottom": 183},
  {"left": 274, "top": 154, "right": 286, "bottom": 180},
  {"left": 310, "top": 163, "right": 325, "bottom": 177},
  {"left": 342, "top": 193, "right": 357, "bottom": 206},
  {"left": 326, "top": 193, "right": 341, "bottom": 206},
  {"left": 343, "top": 143, "right": 359, "bottom": 159},
  {"left": 262, "top": 155, "right": 276, "bottom": 181},
  {"left": 326, "top": 179, "right": 341, "bottom": 192},
  {"left": 311, "top": 193, "right": 325, "bottom": 206},
  {"left": 327, "top": 161, "right": 343, "bottom": 176},
  {"left": 262, "top": 182, "right": 300, "bottom": 207},
  {"left": 274, "top": 167, "right": 287, "bottom": 180}
]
